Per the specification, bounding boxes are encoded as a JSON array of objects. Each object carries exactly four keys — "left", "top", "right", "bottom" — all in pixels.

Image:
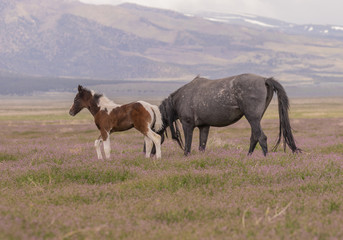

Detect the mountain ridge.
[
  {"left": 198, "top": 11, "right": 343, "bottom": 39},
  {"left": 1, "top": 1, "right": 343, "bottom": 95}
]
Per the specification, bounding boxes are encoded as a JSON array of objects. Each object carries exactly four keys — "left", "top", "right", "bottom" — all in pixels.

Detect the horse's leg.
[
  {"left": 259, "top": 131, "right": 268, "bottom": 156},
  {"left": 198, "top": 126, "right": 210, "bottom": 152},
  {"left": 94, "top": 135, "right": 103, "bottom": 160},
  {"left": 144, "top": 136, "right": 153, "bottom": 158},
  {"left": 146, "top": 129, "right": 161, "bottom": 158},
  {"left": 182, "top": 122, "right": 194, "bottom": 156},
  {"left": 246, "top": 117, "right": 268, "bottom": 156},
  {"left": 101, "top": 131, "right": 111, "bottom": 159}
]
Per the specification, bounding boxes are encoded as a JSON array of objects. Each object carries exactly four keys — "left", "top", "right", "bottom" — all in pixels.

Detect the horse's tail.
[
  {"left": 265, "top": 78, "right": 301, "bottom": 153},
  {"left": 159, "top": 98, "right": 184, "bottom": 150},
  {"left": 151, "top": 104, "right": 163, "bottom": 132}
]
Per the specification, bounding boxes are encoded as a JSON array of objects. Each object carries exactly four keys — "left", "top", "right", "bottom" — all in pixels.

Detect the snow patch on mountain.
[{"left": 243, "top": 19, "right": 275, "bottom": 28}]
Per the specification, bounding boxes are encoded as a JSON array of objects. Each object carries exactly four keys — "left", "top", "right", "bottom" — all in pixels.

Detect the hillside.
[{"left": 0, "top": 0, "right": 343, "bottom": 95}]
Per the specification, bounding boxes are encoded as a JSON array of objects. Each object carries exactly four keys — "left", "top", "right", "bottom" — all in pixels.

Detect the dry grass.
[{"left": 0, "top": 97, "right": 342, "bottom": 239}]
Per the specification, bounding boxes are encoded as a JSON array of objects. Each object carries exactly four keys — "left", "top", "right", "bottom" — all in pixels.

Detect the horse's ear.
[{"left": 78, "top": 85, "right": 83, "bottom": 93}]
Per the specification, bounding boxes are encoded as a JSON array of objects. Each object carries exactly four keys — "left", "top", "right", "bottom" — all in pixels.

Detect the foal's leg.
[
  {"left": 246, "top": 117, "right": 268, "bottom": 156},
  {"left": 101, "top": 131, "right": 111, "bottom": 159},
  {"left": 198, "top": 126, "right": 210, "bottom": 152},
  {"left": 148, "top": 132, "right": 164, "bottom": 155},
  {"left": 144, "top": 136, "right": 153, "bottom": 158},
  {"left": 146, "top": 129, "right": 161, "bottom": 159},
  {"left": 94, "top": 135, "right": 103, "bottom": 160}
]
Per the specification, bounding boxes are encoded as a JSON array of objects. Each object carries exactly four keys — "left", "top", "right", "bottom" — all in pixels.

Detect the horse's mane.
[
  {"left": 159, "top": 97, "right": 184, "bottom": 150},
  {"left": 97, "top": 94, "right": 120, "bottom": 111}
]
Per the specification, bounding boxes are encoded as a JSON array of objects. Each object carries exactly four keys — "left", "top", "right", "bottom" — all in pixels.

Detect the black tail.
[
  {"left": 159, "top": 98, "right": 184, "bottom": 150},
  {"left": 266, "top": 78, "right": 301, "bottom": 153}
]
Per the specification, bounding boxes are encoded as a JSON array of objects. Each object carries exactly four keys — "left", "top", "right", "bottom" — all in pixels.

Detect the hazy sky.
[{"left": 79, "top": 0, "right": 343, "bottom": 26}]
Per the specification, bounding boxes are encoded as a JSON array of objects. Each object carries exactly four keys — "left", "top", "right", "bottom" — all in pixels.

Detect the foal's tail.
[
  {"left": 151, "top": 105, "right": 163, "bottom": 132},
  {"left": 265, "top": 78, "right": 301, "bottom": 153}
]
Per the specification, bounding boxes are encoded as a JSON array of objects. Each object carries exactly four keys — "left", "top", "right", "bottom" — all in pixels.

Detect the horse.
[
  {"left": 69, "top": 85, "right": 163, "bottom": 159},
  {"left": 158, "top": 73, "right": 301, "bottom": 156}
]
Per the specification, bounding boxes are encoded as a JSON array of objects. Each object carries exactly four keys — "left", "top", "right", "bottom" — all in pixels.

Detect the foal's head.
[{"left": 69, "top": 85, "right": 94, "bottom": 116}]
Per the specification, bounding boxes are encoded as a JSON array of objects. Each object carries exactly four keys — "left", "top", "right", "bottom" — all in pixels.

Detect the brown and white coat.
[{"left": 69, "top": 85, "right": 163, "bottom": 159}]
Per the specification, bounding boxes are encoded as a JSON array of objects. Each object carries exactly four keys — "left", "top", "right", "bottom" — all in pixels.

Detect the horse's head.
[
  {"left": 158, "top": 97, "right": 184, "bottom": 150},
  {"left": 69, "top": 85, "right": 93, "bottom": 116}
]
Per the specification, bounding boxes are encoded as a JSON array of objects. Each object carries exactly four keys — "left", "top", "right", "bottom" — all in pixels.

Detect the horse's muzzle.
[{"left": 69, "top": 108, "right": 75, "bottom": 116}]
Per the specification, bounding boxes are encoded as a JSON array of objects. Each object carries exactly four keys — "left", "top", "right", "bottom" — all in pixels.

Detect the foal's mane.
[
  {"left": 82, "top": 87, "right": 103, "bottom": 105},
  {"left": 93, "top": 93, "right": 103, "bottom": 101},
  {"left": 93, "top": 93, "right": 103, "bottom": 103},
  {"left": 82, "top": 87, "right": 119, "bottom": 111},
  {"left": 95, "top": 92, "right": 121, "bottom": 111}
]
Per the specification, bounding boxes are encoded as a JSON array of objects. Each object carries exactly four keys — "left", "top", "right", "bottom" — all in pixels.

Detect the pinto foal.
[{"left": 69, "top": 85, "right": 163, "bottom": 159}]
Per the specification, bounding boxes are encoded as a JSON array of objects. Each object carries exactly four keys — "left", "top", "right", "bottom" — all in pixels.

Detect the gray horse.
[{"left": 157, "top": 73, "right": 301, "bottom": 156}]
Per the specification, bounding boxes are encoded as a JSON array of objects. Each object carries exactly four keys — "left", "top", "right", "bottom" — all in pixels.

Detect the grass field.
[{"left": 0, "top": 97, "right": 342, "bottom": 239}]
